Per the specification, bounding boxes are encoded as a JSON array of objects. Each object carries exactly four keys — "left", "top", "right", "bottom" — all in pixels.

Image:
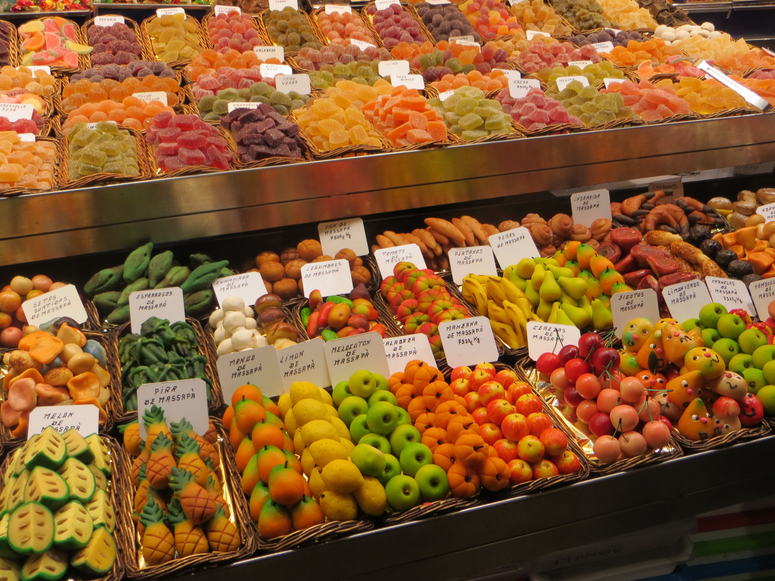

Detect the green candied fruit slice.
[
  {"left": 248, "top": 96, "right": 270, "bottom": 105},
  {"left": 0, "top": 482, "right": 10, "bottom": 519},
  {"left": 579, "top": 86, "right": 598, "bottom": 100},
  {"left": 57, "top": 459, "right": 95, "bottom": 505},
  {"left": 600, "top": 60, "right": 615, "bottom": 71},
  {"left": 457, "top": 85, "right": 484, "bottom": 99},
  {"left": 565, "top": 65, "right": 583, "bottom": 75},
  {"left": 7, "top": 471, "right": 29, "bottom": 515},
  {"left": 461, "top": 63, "right": 476, "bottom": 74},
  {"left": 212, "top": 99, "right": 230, "bottom": 116},
  {"left": 536, "top": 68, "right": 553, "bottom": 81},
  {"left": 418, "top": 53, "right": 433, "bottom": 70},
  {"left": 95, "top": 121, "right": 119, "bottom": 135},
  {"left": 20, "top": 548, "right": 68, "bottom": 581},
  {"left": 102, "top": 162, "right": 129, "bottom": 176},
  {"left": 53, "top": 502, "right": 93, "bottom": 551},
  {"left": 458, "top": 112, "right": 484, "bottom": 131},
  {"left": 85, "top": 435, "right": 110, "bottom": 477},
  {"left": 77, "top": 147, "right": 106, "bottom": 170},
  {"left": 273, "top": 104, "right": 290, "bottom": 116},
  {"left": 442, "top": 93, "right": 461, "bottom": 111},
  {"left": 580, "top": 112, "right": 595, "bottom": 125},
  {"left": 0, "top": 558, "right": 18, "bottom": 581},
  {"left": 24, "top": 429, "right": 66, "bottom": 472},
  {"left": 473, "top": 106, "right": 495, "bottom": 118},
  {"left": 219, "top": 88, "right": 240, "bottom": 100},
  {"left": 609, "top": 92, "right": 625, "bottom": 107},
  {"left": 453, "top": 97, "right": 478, "bottom": 116},
  {"left": 23, "top": 467, "right": 69, "bottom": 513},
  {"left": 449, "top": 124, "right": 463, "bottom": 136},
  {"left": 8, "top": 502, "right": 54, "bottom": 556},
  {"left": 84, "top": 490, "right": 114, "bottom": 533},
  {"left": 485, "top": 115, "right": 508, "bottom": 132},
  {"left": 6, "top": 449, "right": 22, "bottom": 482},
  {"left": 598, "top": 98, "right": 619, "bottom": 112},
  {"left": 444, "top": 111, "right": 461, "bottom": 125},
  {"left": 204, "top": 113, "right": 221, "bottom": 121},
  {"left": 198, "top": 94, "right": 217, "bottom": 112},
  {"left": 291, "top": 99, "right": 306, "bottom": 111},
  {"left": 594, "top": 109, "right": 616, "bottom": 123},
  {"left": 270, "top": 91, "right": 292, "bottom": 106},
  {"left": 70, "top": 527, "right": 116, "bottom": 576},
  {"left": 581, "top": 101, "right": 598, "bottom": 114},
  {"left": 556, "top": 88, "right": 574, "bottom": 101},
  {"left": 445, "top": 58, "right": 462, "bottom": 73},
  {"left": 567, "top": 105, "right": 583, "bottom": 117},
  {"left": 249, "top": 82, "right": 271, "bottom": 96},
  {"left": 98, "top": 139, "right": 125, "bottom": 158},
  {"left": 461, "top": 129, "right": 488, "bottom": 140}
]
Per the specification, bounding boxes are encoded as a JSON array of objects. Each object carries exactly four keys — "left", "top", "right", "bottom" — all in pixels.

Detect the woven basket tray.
[
  {"left": 0, "top": 135, "right": 63, "bottom": 199},
  {"left": 671, "top": 419, "right": 772, "bottom": 453},
  {"left": 312, "top": 6, "right": 382, "bottom": 48},
  {"left": 56, "top": 125, "right": 154, "bottom": 191},
  {"left": 1, "top": 20, "right": 20, "bottom": 68},
  {"left": 407, "top": 2, "right": 486, "bottom": 45},
  {"left": 259, "top": 8, "right": 328, "bottom": 58},
  {"left": 17, "top": 17, "right": 90, "bottom": 75},
  {"left": 201, "top": 10, "right": 272, "bottom": 50},
  {"left": 516, "top": 354, "right": 684, "bottom": 476},
  {"left": 112, "top": 317, "right": 225, "bottom": 424},
  {"left": 82, "top": 16, "right": 157, "bottom": 66},
  {"left": 141, "top": 13, "right": 208, "bottom": 69},
  {"left": 361, "top": 0, "right": 433, "bottom": 49},
  {"left": 119, "top": 418, "right": 257, "bottom": 579}
]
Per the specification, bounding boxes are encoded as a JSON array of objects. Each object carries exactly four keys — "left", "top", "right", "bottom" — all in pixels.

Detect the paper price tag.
[
  {"left": 378, "top": 59, "right": 410, "bottom": 77},
  {"left": 383, "top": 334, "right": 437, "bottom": 376},
  {"left": 451, "top": 37, "right": 479, "bottom": 49},
  {"left": 17, "top": 133, "right": 36, "bottom": 142},
  {"left": 756, "top": 202, "right": 775, "bottom": 222},
  {"left": 392, "top": 74, "right": 424, "bottom": 90},
  {"left": 324, "top": 332, "right": 390, "bottom": 386},
  {"left": 133, "top": 91, "right": 168, "bottom": 105},
  {"left": 592, "top": 42, "right": 614, "bottom": 53},
  {"left": 22, "top": 284, "right": 88, "bottom": 328},
  {"left": 706, "top": 277, "right": 755, "bottom": 317},
  {"left": 749, "top": 279, "right": 775, "bottom": 321},
  {"left": 318, "top": 217, "right": 369, "bottom": 257},
  {"left": 138, "top": 379, "right": 208, "bottom": 439},
  {"left": 128, "top": 287, "right": 185, "bottom": 334},
  {"left": 502, "top": 69, "right": 521, "bottom": 81},
  {"left": 735, "top": 162, "right": 775, "bottom": 176},
  {"left": 488, "top": 227, "right": 539, "bottom": 269},
  {"left": 254, "top": 45, "right": 284, "bottom": 60},
  {"left": 215, "top": 5, "right": 240, "bottom": 14},
  {"left": 605, "top": 28, "right": 621, "bottom": 35},
  {"left": 526, "top": 30, "right": 550, "bottom": 39},
  {"left": 325, "top": 4, "right": 351, "bottom": 13},
  {"left": 648, "top": 176, "right": 683, "bottom": 200},
  {"left": 86, "top": 120, "right": 117, "bottom": 129},
  {"left": 217, "top": 345, "right": 284, "bottom": 400},
  {"left": 663, "top": 279, "right": 712, "bottom": 322},
  {"left": 527, "top": 321, "right": 580, "bottom": 361},
  {"left": 300, "top": 259, "right": 353, "bottom": 298},
  {"left": 374, "top": 0, "right": 400, "bottom": 9},
  {"left": 374, "top": 244, "right": 427, "bottom": 279},
  {"left": 425, "top": 0, "right": 451, "bottom": 4},
  {"left": 28, "top": 405, "right": 100, "bottom": 440},
  {"left": 156, "top": 7, "right": 185, "bottom": 16},
  {"left": 569, "top": 60, "right": 593, "bottom": 68},
  {"left": 0, "top": 102, "right": 33, "bottom": 122},
  {"left": 276, "top": 74, "right": 311, "bottom": 95},
  {"left": 570, "top": 188, "right": 612, "bottom": 227},
  {"left": 611, "top": 289, "right": 660, "bottom": 339},
  {"left": 350, "top": 39, "right": 376, "bottom": 50},
  {"left": 94, "top": 15, "right": 125, "bottom": 25},
  {"left": 227, "top": 102, "right": 262, "bottom": 112},
  {"left": 604, "top": 77, "right": 625, "bottom": 89},
  {"left": 269, "top": 0, "right": 298, "bottom": 10},
  {"left": 439, "top": 90, "right": 455, "bottom": 102},
  {"left": 279, "top": 338, "right": 330, "bottom": 391},
  {"left": 449, "top": 246, "right": 498, "bottom": 284},
  {"left": 25, "top": 66, "right": 51, "bottom": 74},
  {"left": 556, "top": 76, "right": 589, "bottom": 91},
  {"left": 439, "top": 316, "right": 499, "bottom": 368},
  {"left": 260, "top": 63, "right": 293, "bottom": 78},
  {"left": 212, "top": 272, "right": 266, "bottom": 308},
  {"left": 508, "top": 78, "right": 540, "bottom": 99}
]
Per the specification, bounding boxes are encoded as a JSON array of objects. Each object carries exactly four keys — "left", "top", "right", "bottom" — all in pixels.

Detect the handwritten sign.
[
  {"left": 22, "top": 284, "right": 88, "bottom": 328},
  {"left": 300, "top": 259, "right": 353, "bottom": 298},
  {"left": 278, "top": 338, "right": 330, "bottom": 390},
  {"left": 0, "top": 103, "right": 33, "bottom": 122},
  {"left": 374, "top": 0, "right": 400, "bottom": 9},
  {"left": 663, "top": 279, "right": 712, "bottom": 322},
  {"left": 756, "top": 202, "right": 775, "bottom": 222},
  {"left": 488, "top": 227, "right": 539, "bottom": 269},
  {"left": 451, "top": 38, "right": 480, "bottom": 51},
  {"left": 604, "top": 78, "right": 625, "bottom": 89},
  {"left": 318, "top": 217, "right": 369, "bottom": 257},
  {"left": 87, "top": 120, "right": 118, "bottom": 129},
  {"left": 592, "top": 42, "right": 614, "bottom": 53},
  {"left": 323, "top": 332, "right": 390, "bottom": 386},
  {"left": 269, "top": 0, "right": 298, "bottom": 10},
  {"left": 611, "top": 289, "right": 660, "bottom": 339},
  {"left": 383, "top": 334, "right": 437, "bottom": 376},
  {"left": 212, "top": 272, "right": 266, "bottom": 309},
  {"left": 526, "top": 30, "right": 550, "bottom": 40},
  {"left": 128, "top": 287, "right": 185, "bottom": 334},
  {"left": 138, "top": 379, "right": 208, "bottom": 439},
  {"left": 28, "top": 406, "right": 99, "bottom": 440},
  {"left": 439, "top": 316, "right": 499, "bottom": 368},
  {"left": 276, "top": 74, "right": 311, "bottom": 95},
  {"left": 94, "top": 15, "right": 125, "bottom": 25},
  {"left": 227, "top": 102, "right": 262, "bottom": 112},
  {"left": 749, "top": 279, "right": 775, "bottom": 321},
  {"left": 569, "top": 60, "right": 593, "bottom": 69},
  {"left": 17, "top": 133, "right": 35, "bottom": 142},
  {"left": 439, "top": 90, "right": 455, "bottom": 102},
  {"left": 133, "top": 92, "right": 168, "bottom": 105},
  {"left": 350, "top": 39, "right": 376, "bottom": 50},
  {"left": 378, "top": 59, "right": 410, "bottom": 77},
  {"left": 217, "top": 344, "right": 284, "bottom": 400},
  {"left": 509, "top": 78, "right": 541, "bottom": 99},
  {"left": 215, "top": 5, "right": 240, "bottom": 14},
  {"left": 392, "top": 74, "right": 424, "bottom": 91},
  {"left": 260, "top": 63, "right": 293, "bottom": 78},
  {"left": 374, "top": 244, "right": 427, "bottom": 278},
  {"left": 556, "top": 76, "right": 590, "bottom": 91},
  {"left": 706, "top": 277, "right": 755, "bottom": 317},
  {"left": 156, "top": 7, "right": 185, "bottom": 16},
  {"left": 254, "top": 46, "right": 284, "bottom": 61},
  {"left": 325, "top": 4, "right": 351, "bottom": 13},
  {"left": 425, "top": 0, "right": 451, "bottom": 4},
  {"left": 527, "top": 322, "right": 580, "bottom": 361},
  {"left": 502, "top": 69, "right": 521, "bottom": 81},
  {"left": 649, "top": 176, "right": 683, "bottom": 200},
  {"left": 570, "top": 189, "right": 612, "bottom": 227},
  {"left": 24, "top": 66, "right": 51, "bottom": 74},
  {"left": 449, "top": 246, "right": 498, "bottom": 284}
]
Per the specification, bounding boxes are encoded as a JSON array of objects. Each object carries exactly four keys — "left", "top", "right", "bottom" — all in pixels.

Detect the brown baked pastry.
[
  {"left": 590, "top": 218, "right": 611, "bottom": 241},
  {"left": 569, "top": 224, "right": 591, "bottom": 242},
  {"left": 260, "top": 261, "right": 285, "bottom": 282},
  {"left": 297, "top": 239, "right": 323, "bottom": 262},
  {"left": 549, "top": 213, "right": 573, "bottom": 238},
  {"left": 284, "top": 258, "right": 307, "bottom": 280},
  {"left": 351, "top": 266, "right": 371, "bottom": 286}
]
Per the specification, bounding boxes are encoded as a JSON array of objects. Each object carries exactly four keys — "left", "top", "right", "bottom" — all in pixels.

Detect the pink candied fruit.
[
  {"left": 178, "top": 147, "right": 206, "bottom": 165},
  {"left": 157, "top": 127, "right": 182, "bottom": 144},
  {"left": 156, "top": 142, "right": 179, "bottom": 157},
  {"left": 177, "top": 131, "right": 208, "bottom": 149},
  {"left": 159, "top": 156, "right": 187, "bottom": 172},
  {"left": 153, "top": 111, "right": 173, "bottom": 128},
  {"left": 170, "top": 114, "right": 199, "bottom": 131},
  {"left": 207, "top": 145, "right": 230, "bottom": 170}
]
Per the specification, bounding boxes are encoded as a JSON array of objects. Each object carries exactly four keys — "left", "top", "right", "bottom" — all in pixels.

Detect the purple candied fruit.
[
  {"left": 178, "top": 147, "right": 207, "bottom": 165},
  {"left": 178, "top": 131, "right": 208, "bottom": 149},
  {"left": 157, "top": 127, "right": 182, "bottom": 144},
  {"left": 153, "top": 111, "right": 173, "bottom": 128}
]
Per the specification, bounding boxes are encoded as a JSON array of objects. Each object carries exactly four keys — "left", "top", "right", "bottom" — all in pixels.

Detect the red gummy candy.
[
  {"left": 178, "top": 147, "right": 206, "bottom": 165},
  {"left": 170, "top": 114, "right": 198, "bottom": 131},
  {"left": 153, "top": 111, "right": 173, "bottom": 128},
  {"left": 177, "top": 131, "right": 207, "bottom": 149},
  {"left": 157, "top": 127, "right": 182, "bottom": 144}
]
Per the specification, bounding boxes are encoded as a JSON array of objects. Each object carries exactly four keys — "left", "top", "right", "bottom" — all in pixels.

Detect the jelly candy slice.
[
  {"left": 177, "top": 131, "right": 207, "bottom": 149},
  {"left": 178, "top": 147, "right": 206, "bottom": 165}
]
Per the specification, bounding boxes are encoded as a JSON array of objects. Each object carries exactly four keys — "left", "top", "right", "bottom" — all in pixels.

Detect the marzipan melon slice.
[
  {"left": 8, "top": 503, "right": 54, "bottom": 556},
  {"left": 84, "top": 491, "right": 114, "bottom": 533},
  {"left": 53, "top": 502, "right": 92, "bottom": 550},
  {"left": 20, "top": 548, "right": 67, "bottom": 581},
  {"left": 57, "top": 459, "right": 94, "bottom": 504},
  {"left": 23, "top": 429, "right": 66, "bottom": 471},
  {"left": 23, "top": 468, "right": 69, "bottom": 513},
  {"left": 70, "top": 527, "right": 116, "bottom": 576},
  {"left": 61, "top": 430, "right": 94, "bottom": 465}
]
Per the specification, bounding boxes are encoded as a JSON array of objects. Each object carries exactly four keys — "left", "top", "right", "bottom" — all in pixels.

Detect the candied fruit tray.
[
  {"left": 259, "top": 8, "right": 328, "bottom": 57},
  {"left": 82, "top": 16, "right": 157, "bottom": 67},
  {"left": 362, "top": 1, "right": 434, "bottom": 50},
  {"left": 312, "top": 6, "right": 382, "bottom": 48},
  {"left": 17, "top": 16, "right": 91, "bottom": 75},
  {"left": 671, "top": 419, "right": 771, "bottom": 453},
  {"left": 201, "top": 10, "right": 273, "bottom": 52},
  {"left": 0, "top": 135, "right": 63, "bottom": 199},
  {"left": 141, "top": 13, "right": 208, "bottom": 69}
]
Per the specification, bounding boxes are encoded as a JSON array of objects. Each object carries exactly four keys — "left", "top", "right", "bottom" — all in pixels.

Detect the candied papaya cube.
[
  {"left": 6, "top": 151, "right": 34, "bottom": 166},
  {"left": 408, "top": 111, "right": 427, "bottom": 130},
  {"left": 0, "top": 163, "right": 26, "bottom": 182},
  {"left": 387, "top": 122, "right": 411, "bottom": 141},
  {"left": 427, "top": 121, "right": 447, "bottom": 141},
  {"left": 392, "top": 107, "right": 411, "bottom": 122},
  {"left": 406, "top": 128, "right": 432, "bottom": 143}
]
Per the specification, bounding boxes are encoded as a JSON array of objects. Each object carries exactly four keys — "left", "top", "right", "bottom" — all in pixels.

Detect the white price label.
[
  {"left": 212, "top": 272, "right": 266, "bottom": 309},
  {"left": 527, "top": 321, "right": 580, "bottom": 361},
  {"left": 556, "top": 75, "right": 590, "bottom": 91},
  {"left": 260, "top": 63, "right": 293, "bottom": 78},
  {"left": 570, "top": 188, "right": 612, "bottom": 227},
  {"left": 215, "top": 5, "right": 241, "bottom": 14},
  {"left": 300, "top": 259, "right": 353, "bottom": 298},
  {"left": 508, "top": 77, "right": 540, "bottom": 99},
  {"left": 24, "top": 66, "right": 51, "bottom": 74},
  {"left": 526, "top": 30, "right": 550, "bottom": 40},
  {"left": 318, "top": 217, "right": 369, "bottom": 257},
  {"left": 17, "top": 133, "right": 35, "bottom": 142},
  {"left": 133, "top": 91, "right": 168, "bottom": 105},
  {"left": 383, "top": 334, "right": 437, "bottom": 376},
  {"left": 325, "top": 4, "right": 352, "bottom": 13},
  {"left": 279, "top": 337, "right": 331, "bottom": 390},
  {"left": 735, "top": 162, "right": 775, "bottom": 176},
  {"left": 449, "top": 246, "right": 498, "bottom": 285},
  {"left": 439, "top": 316, "right": 499, "bottom": 368},
  {"left": 156, "top": 7, "right": 185, "bottom": 16},
  {"left": 0, "top": 102, "right": 33, "bottom": 122},
  {"left": 86, "top": 120, "right": 118, "bottom": 129},
  {"left": 592, "top": 42, "right": 614, "bottom": 53},
  {"left": 94, "top": 15, "right": 125, "bottom": 26},
  {"left": 217, "top": 344, "right": 284, "bottom": 400},
  {"left": 604, "top": 77, "right": 625, "bottom": 89},
  {"left": 323, "top": 331, "right": 390, "bottom": 386},
  {"left": 138, "top": 379, "right": 208, "bottom": 439},
  {"left": 128, "top": 287, "right": 185, "bottom": 334},
  {"left": 488, "top": 227, "right": 539, "bottom": 269},
  {"left": 451, "top": 37, "right": 479, "bottom": 48},
  {"left": 22, "top": 284, "right": 88, "bottom": 328},
  {"left": 392, "top": 74, "right": 424, "bottom": 90},
  {"left": 269, "top": 0, "right": 298, "bottom": 10},
  {"left": 605, "top": 28, "right": 621, "bottom": 35},
  {"left": 28, "top": 406, "right": 99, "bottom": 440},
  {"left": 425, "top": 0, "right": 451, "bottom": 4},
  {"left": 611, "top": 289, "right": 660, "bottom": 339},
  {"left": 502, "top": 69, "right": 521, "bottom": 81},
  {"left": 350, "top": 38, "right": 376, "bottom": 50},
  {"left": 374, "top": 0, "right": 400, "bottom": 9},
  {"left": 254, "top": 45, "right": 285, "bottom": 61},
  {"left": 439, "top": 90, "right": 455, "bottom": 102},
  {"left": 227, "top": 101, "right": 263, "bottom": 112},
  {"left": 569, "top": 60, "right": 593, "bottom": 69},
  {"left": 648, "top": 176, "right": 683, "bottom": 200},
  {"left": 378, "top": 59, "right": 410, "bottom": 77},
  {"left": 706, "top": 277, "right": 756, "bottom": 317},
  {"left": 663, "top": 279, "right": 712, "bottom": 323},
  {"left": 374, "top": 244, "right": 427, "bottom": 279},
  {"left": 276, "top": 73, "right": 311, "bottom": 95},
  {"left": 749, "top": 278, "right": 775, "bottom": 321},
  {"left": 756, "top": 202, "right": 775, "bottom": 222}
]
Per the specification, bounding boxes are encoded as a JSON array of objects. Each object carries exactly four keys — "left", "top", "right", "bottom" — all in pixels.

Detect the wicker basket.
[
  {"left": 16, "top": 17, "right": 90, "bottom": 75},
  {"left": 81, "top": 16, "right": 156, "bottom": 66},
  {"left": 406, "top": 2, "right": 483, "bottom": 46},
  {"left": 141, "top": 13, "right": 208, "bottom": 69},
  {"left": 672, "top": 420, "right": 772, "bottom": 454},
  {"left": 201, "top": 10, "right": 272, "bottom": 50},
  {"left": 0, "top": 435, "right": 132, "bottom": 581},
  {"left": 291, "top": 292, "right": 399, "bottom": 343},
  {"left": 112, "top": 317, "right": 225, "bottom": 424},
  {"left": 311, "top": 6, "right": 382, "bottom": 47},
  {"left": 0, "top": 20, "right": 20, "bottom": 68},
  {"left": 258, "top": 8, "right": 328, "bottom": 57},
  {"left": 0, "top": 135, "right": 63, "bottom": 199},
  {"left": 361, "top": 0, "right": 433, "bottom": 49},
  {"left": 119, "top": 418, "right": 257, "bottom": 579}
]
